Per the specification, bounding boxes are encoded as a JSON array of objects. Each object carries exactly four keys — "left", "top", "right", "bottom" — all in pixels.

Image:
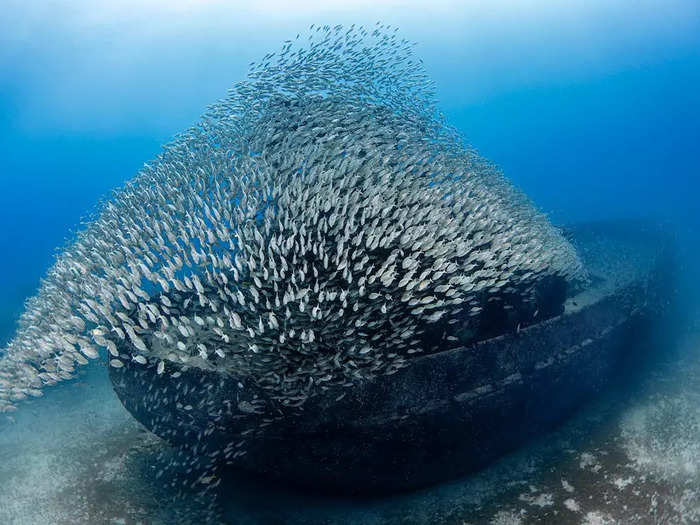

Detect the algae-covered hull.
[{"left": 109, "top": 220, "right": 677, "bottom": 493}]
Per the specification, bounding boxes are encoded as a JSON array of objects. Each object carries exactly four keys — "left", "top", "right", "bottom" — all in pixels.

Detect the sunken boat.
[
  {"left": 109, "top": 219, "right": 677, "bottom": 493},
  {"left": 0, "top": 26, "right": 677, "bottom": 495}
]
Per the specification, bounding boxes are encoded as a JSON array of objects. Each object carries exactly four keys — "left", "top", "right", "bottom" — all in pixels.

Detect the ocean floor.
[{"left": 1, "top": 326, "right": 699, "bottom": 524}]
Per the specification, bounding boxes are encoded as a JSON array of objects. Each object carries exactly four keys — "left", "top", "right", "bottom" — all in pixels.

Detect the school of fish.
[{"left": 0, "top": 24, "right": 586, "bottom": 418}]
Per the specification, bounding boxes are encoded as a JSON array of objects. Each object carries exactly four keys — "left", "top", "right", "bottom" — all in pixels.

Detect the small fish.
[{"left": 0, "top": 24, "right": 585, "bottom": 424}]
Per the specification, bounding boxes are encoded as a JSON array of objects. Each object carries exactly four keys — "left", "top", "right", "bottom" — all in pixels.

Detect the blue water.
[
  {"left": 1, "top": 3, "right": 699, "bottom": 523},
  {"left": 1, "top": 4, "right": 698, "bottom": 342}
]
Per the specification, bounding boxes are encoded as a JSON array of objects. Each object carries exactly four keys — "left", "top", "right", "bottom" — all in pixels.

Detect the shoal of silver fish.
[{"left": 0, "top": 24, "right": 585, "bottom": 420}]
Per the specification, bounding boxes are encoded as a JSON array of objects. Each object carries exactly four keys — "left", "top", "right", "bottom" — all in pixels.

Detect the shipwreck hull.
[{"left": 109, "top": 220, "right": 677, "bottom": 493}]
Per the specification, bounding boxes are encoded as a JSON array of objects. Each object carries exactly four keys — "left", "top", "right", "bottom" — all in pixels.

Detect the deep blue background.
[{"left": 1, "top": 2, "right": 699, "bottom": 344}]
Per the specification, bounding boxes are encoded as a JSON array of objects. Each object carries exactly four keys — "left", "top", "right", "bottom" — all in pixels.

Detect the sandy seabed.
[{"left": 1, "top": 327, "right": 699, "bottom": 525}]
